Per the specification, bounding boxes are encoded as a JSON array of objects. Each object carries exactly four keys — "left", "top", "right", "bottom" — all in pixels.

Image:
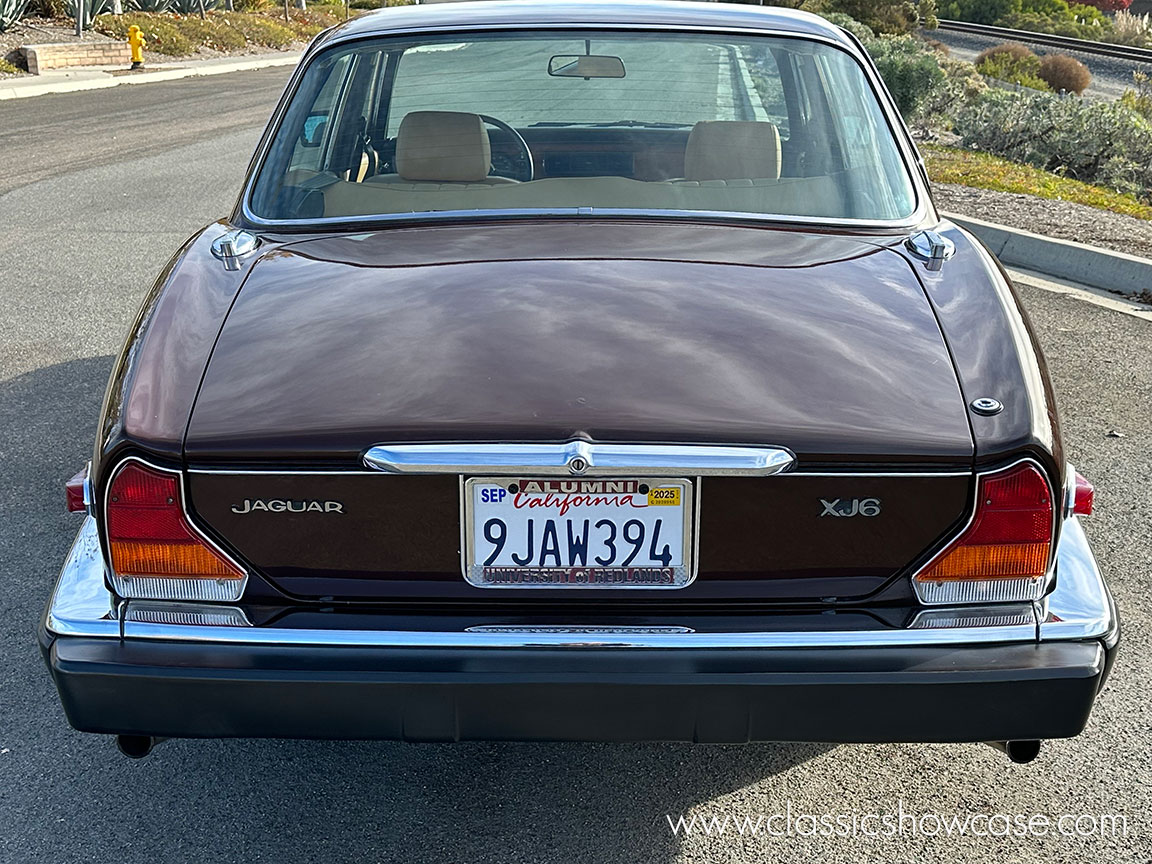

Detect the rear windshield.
[{"left": 249, "top": 29, "right": 917, "bottom": 223}]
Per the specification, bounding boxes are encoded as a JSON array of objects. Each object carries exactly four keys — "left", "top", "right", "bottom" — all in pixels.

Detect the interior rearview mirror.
[{"left": 548, "top": 55, "right": 626, "bottom": 79}]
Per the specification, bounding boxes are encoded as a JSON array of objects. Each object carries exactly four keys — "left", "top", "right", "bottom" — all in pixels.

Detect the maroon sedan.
[{"left": 42, "top": 0, "right": 1116, "bottom": 762}]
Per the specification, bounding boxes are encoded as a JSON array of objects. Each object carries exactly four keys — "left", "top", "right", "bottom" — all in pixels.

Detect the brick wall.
[{"left": 20, "top": 42, "right": 132, "bottom": 75}]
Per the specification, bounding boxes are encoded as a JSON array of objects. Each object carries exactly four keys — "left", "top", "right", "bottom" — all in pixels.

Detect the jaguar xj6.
[{"left": 41, "top": 0, "right": 1117, "bottom": 762}]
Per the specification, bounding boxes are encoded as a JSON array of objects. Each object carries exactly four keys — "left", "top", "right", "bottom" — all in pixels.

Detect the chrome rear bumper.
[
  {"left": 44, "top": 516, "right": 1117, "bottom": 650},
  {"left": 40, "top": 517, "right": 1118, "bottom": 743}
]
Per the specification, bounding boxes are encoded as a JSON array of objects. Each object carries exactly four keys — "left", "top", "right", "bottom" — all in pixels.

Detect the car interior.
[{"left": 254, "top": 33, "right": 916, "bottom": 222}]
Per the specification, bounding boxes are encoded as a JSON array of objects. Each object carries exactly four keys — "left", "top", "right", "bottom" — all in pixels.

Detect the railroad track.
[{"left": 937, "top": 18, "right": 1152, "bottom": 63}]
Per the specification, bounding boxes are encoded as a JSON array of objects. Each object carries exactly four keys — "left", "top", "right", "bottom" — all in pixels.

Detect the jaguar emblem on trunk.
[{"left": 231, "top": 499, "right": 344, "bottom": 514}]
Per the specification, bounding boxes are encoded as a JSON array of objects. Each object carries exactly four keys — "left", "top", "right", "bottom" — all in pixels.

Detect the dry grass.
[{"left": 923, "top": 144, "right": 1152, "bottom": 222}]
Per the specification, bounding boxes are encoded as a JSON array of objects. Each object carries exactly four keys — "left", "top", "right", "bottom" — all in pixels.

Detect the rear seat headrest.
[
  {"left": 396, "top": 111, "right": 492, "bottom": 183},
  {"left": 684, "top": 121, "right": 781, "bottom": 182}
]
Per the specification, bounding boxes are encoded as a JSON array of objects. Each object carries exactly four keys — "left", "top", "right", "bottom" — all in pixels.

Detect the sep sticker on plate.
[{"left": 464, "top": 478, "right": 694, "bottom": 589}]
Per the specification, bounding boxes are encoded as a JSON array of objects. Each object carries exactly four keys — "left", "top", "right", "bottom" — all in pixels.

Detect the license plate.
[{"left": 463, "top": 477, "right": 695, "bottom": 588}]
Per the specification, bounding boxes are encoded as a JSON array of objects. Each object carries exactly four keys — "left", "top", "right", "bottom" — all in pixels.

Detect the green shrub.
[
  {"left": 216, "top": 10, "right": 296, "bottom": 46},
  {"left": 26, "top": 0, "right": 67, "bottom": 17},
  {"left": 96, "top": 13, "right": 193, "bottom": 53},
  {"left": 954, "top": 87, "right": 1152, "bottom": 198},
  {"left": 0, "top": 55, "right": 20, "bottom": 73},
  {"left": 975, "top": 41, "right": 1034, "bottom": 64},
  {"left": 997, "top": 9, "right": 1112, "bottom": 37},
  {"left": 129, "top": 0, "right": 173, "bottom": 11},
  {"left": 817, "top": 10, "right": 877, "bottom": 42},
  {"left": 170, "top": 0, "right": 223, "bottom": 12},
  {"left": 1037, "top": 53, "right": 1091, "bottom": 93},
  {"left": 171, "top": 13, "right": 245, "bottom": 50},
  {"left": 232, "top": 0, "right": 270, "bottom": 10},
  {"left": 977, "top": 50, "right": 1050, "bottom": 89},
  {"left": 0, "top": 0, "right": 28, "bottom": 33},
  {"left": 822, "top": 0, "right": 919, "bottom": 34},
  {"left": 1119, "top": 71, "right": 1152, "bottom": 119},
  {"left": 938, "top": 0, "right": 1019, "bottom": 25},
  {"left": 866, "top": 35, "right": 946, "bottom": 118}
]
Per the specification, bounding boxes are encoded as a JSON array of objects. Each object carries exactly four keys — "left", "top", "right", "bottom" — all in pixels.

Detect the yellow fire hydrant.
[{"left": 128, "top": 25, "right": 145, "bottom": 70}]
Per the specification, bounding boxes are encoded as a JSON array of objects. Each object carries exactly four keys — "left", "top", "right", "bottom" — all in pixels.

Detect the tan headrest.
[
  {"left": 395, "top": 111, "right": 491, "bottom": 183},
  {"left": 684, "top": 121, "right": 781, "bottom": 182}
]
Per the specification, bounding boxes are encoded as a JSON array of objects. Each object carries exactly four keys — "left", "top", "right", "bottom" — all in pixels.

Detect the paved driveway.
[{"left": 0, "top": 70, "right": 1147, "bottom": 863}]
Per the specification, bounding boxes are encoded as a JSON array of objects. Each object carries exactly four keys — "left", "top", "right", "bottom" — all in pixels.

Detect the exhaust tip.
[
  {"left": 987, "top": 739, "right": 1042, "bottom": 764},
  {"left": 115, "top": 735, "right": 160, "bottom": 759}
]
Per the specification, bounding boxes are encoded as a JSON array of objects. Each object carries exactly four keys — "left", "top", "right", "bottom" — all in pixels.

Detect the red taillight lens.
[
  {"left": 105, "top": 460, "right": 245, "bottom": 600},
  {"left": 65, "top": 466, "right": 89, "bottom": 513},
  {"left": 1073, "top": 471, "right": 1094, "bottom": 516},
  {"left": 914, "top": 462, "right": 1054, "bottom": 604}
]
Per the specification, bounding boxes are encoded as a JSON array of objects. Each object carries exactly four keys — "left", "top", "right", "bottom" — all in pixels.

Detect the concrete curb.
[
  {"left": 0, "top": 52, "right": 300, "bottom": 100},
  {"left": 944, "top": 211, "right": 1152, "bottom": 297}
]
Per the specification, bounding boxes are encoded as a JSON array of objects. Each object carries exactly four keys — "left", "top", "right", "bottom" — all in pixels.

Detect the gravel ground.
[
  {"left": 931, "top": 28, "right": 1151, "bottom": 101},
  {"left": 934, "top": 181, "right": 1152, "bottom": 260}
]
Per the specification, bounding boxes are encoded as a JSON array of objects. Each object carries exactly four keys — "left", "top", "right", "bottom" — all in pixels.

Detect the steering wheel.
[{"left": 479, "top": 114, "right": 534, "bottom": 182}]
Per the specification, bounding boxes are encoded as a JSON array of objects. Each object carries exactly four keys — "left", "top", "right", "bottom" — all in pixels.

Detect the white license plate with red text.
[{"left": 463, "top": 477, "right": 695, "bottom": 588}]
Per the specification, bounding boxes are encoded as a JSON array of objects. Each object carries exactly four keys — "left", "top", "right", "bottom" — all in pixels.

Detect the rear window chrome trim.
[
  {"left": 238, "top": 23, "right": 928, "bottom": 231},
  {"left": 362, "top": 441, "right": 795, "bottom": 477}
]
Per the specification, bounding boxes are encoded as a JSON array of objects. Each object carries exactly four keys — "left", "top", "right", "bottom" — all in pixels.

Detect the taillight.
[
  {"left": 913, "top": 461, "right": 1054, "bottom": 605},
  {"left": 66, "top": 465, "right": 89, "bottom": 513},
  {"left": 1071, "top": 470, "right": 1094, "bottom": 516},
  {"left": 105, "top": 459, "right": 246, "bottom": 601}
]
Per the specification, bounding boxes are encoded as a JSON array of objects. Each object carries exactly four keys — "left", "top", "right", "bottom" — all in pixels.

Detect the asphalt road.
[{"left": 0, "top": 70, "right": 1149, "bottom": 864}]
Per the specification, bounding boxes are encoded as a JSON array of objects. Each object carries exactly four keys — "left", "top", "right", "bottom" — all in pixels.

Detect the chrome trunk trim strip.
[{"left": 363, "top": 441, "right": 795, "bottom": 477}]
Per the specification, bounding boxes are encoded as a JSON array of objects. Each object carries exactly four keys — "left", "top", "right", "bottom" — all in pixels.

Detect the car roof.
[{"left": 314, "top": 0, "right": 856, "bottom": 51}]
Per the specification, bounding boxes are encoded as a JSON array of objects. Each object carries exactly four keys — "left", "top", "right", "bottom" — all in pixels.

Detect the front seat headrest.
[
  {"left": 395, "top": 111, "right": 492, "bottom": 183},
  {"left": 684, "top": 121, "right": 782, "bottom": 182}
]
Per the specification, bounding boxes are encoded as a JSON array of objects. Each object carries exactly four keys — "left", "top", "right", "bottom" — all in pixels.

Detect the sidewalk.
[{"left": 0, "top": 51, "right": 300, "bottom": 100}]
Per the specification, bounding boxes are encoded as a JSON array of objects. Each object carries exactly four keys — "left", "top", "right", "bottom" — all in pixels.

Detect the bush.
[
  {"left": 866, "top": 35, "right": 946, "bottom": 118},
  {"left": 1079, "top": 0, "right": 1130, "bottom": 10},
  {"left": 1037, "top": 53, "right": 1091, "bottom": 93},
  {"left": 215, "top": 10, "right": 296, "bottom": 46},
  {"left": 978, "top": 52, "right": 1050, "bottom": 90},
  {"left": 938, "top": 0, "right": 1018, "bottom": 25},
  {"left": 232, "top": 0, "right": 270, "bottom": 10},
  {"left": 997, "top": 10, "right": 1111, "bottom": 38},
  {"left": 1111, "top": 10, "right": 1152, "bottom": 46},
  {"left": 26, "top": 0, "right": 67, "bottom": 17},
  {"left": 1119, "top": 71, "right": 1152, "bottom": 120},
  {"left": 170, "top": 13, "right": 245, "bottom": 50},
  {"left": 953, "top": 87, "right": 1152, "bottom": 198},
  {"left": 828, "top": 0, "right": 919, "bottom": 33},
  {"left": 95, "top": 12, "right": 191, "bottom": 53},
  {"left": 170, "top": 0, "right": 222, "bottom": 12},
  {"left": 0, "top": 0, "right": 28, "bottom": 33},
  {"left": 129, "top": 0, "right": 173, "bottom": 11},
  {"left": 975, "top": 41, "right": 1035, "bottom": 64},
  {"left": 818, "top": 10, "right": 877, "bottom": 41}
]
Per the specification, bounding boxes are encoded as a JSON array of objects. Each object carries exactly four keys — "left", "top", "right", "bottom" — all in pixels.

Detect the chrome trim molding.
[
  {"left": 1039, "top": 517, "right": 1118, "bottom": 643},
  {"left": 364, "top": 441, "right": 794, "bottom": 477},
  {"left": 44, "top": 518, "right": 120, "bottom": 640},
  {"left": 45, "top": 515, "right": 1113, "bottom": 649}
]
